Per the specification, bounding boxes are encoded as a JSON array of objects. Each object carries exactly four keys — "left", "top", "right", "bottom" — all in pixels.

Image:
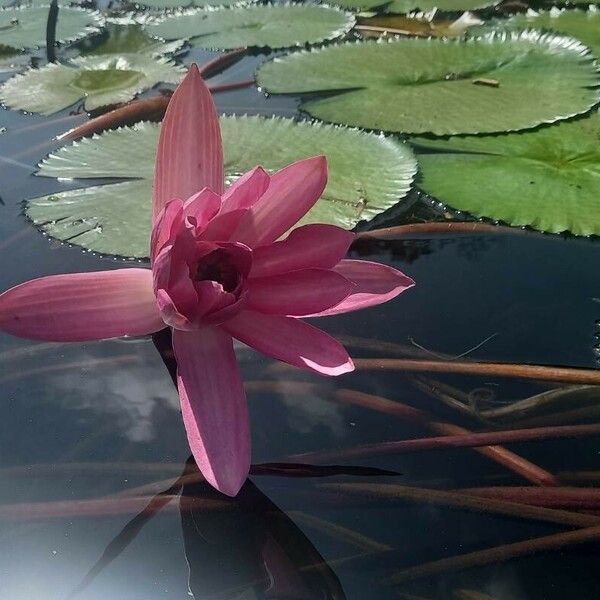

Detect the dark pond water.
[{"left": 1, "top": 36, "right": 600, "bottom": 600}]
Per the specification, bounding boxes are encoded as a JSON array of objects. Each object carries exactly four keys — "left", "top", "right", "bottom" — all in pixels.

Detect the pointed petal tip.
[
  {"left": 305, "top": 355, "right": 355, "bottom": 377},
  {"left": 204, "top": 467, "right": 249, "bottom": 497}
]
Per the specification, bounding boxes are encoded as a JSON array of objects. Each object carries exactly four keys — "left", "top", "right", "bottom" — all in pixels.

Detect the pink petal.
[
  {"left": 153, "top": 64, "right": 224, "bottom": 222},
  {"left": 183, "top": 188, "right": 222, "bottom": 227},
  {"left": 172, "top": 327, "right": 250, "bottom": 497},
  {"left": 250, "top": 224, "right": 354, "bottom": 278},
  {"left": 221, "top": 166, "right": 270, "bottom": 213},
  {"left": 246, "top": 269, "right": 353, "bottom": 316},
  {"left": 0, "top": 269, "right": 163, "bottom": 341},
  {"left": 151, "top": 199, "right": 184, "bottom": 262},
  {"left": 155, "top": 289, "right": 194, "bottom": 330},
  {"left": 199, "top": 208, "right": 248, "bottom": 242},
  {"left": 312, "top": 259, "right": 415, "bottom": 317},
  {"left": 223, "top": 311, "right": 353, "bottom": 376},
  {"left": 232, "top": 156, "right": 328, "bottom": 248}
]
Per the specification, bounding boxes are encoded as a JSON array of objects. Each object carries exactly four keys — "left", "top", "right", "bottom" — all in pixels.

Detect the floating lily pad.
[
  {"left": 326, "top": 0, "right": 499, "bottom": 13},
  {"left": 412, "top": 110, "right": 600, "bottom": 235},
  {"left": 135, "top": 0, "right": 242, "bottom": 9},
  {"left": 485, "top": 9, "right": 600, "bottom": 57},
  {"left": 0, "top": 5, "right": 102, "bottom": 50},
  {"left": 0, "top": 54, "right": 184, "bottom": 114},
  {"left": 144, "top": 4, "right": 355, "bottom": 50},
  {"left": 78, "top": 23, "right": 185, "bottom": 57},
  {"left": 257, "top": 32, "right": 600, "bottom": 135},
  {"left": 27, "top": 116, "right": 417, "bottom": 257}
]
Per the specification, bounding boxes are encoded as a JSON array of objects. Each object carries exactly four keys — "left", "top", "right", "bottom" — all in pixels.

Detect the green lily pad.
[
  {"left": 257, "top": 32, "right": 600, "bottom": 135},
  {"left": 0, "top": 5, "right": 102, "bottom": 51},
  {"left": 412, "top": 110, "right": 600, "bottom": 236},
  {"left": 144, "top": 4, "right": 355, "bottom": 50},
  {"left": 0, "top": 54, "right": 184, "bottom": 114},
  {"left": 134, "top": 0, "right": 243, "bottom": 9},
  {"left": 326, "top": 0, "right": 499, "bottom": 13},
  {"left": 483, "top": 9, "right": 600, "bottom": 58},
  {"left": 27, "top": 116, "right": 417, "bottom": 258},
  {"left": 78, "top": 23, "right": 185, "bottom": 57}
]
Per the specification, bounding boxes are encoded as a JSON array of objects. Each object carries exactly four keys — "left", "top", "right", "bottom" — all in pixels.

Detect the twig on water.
[
  {"left": 410, "top": 376, "right": 484, "bottom": 422},
  {"left": 353, "top": 358, "right": 600, "bottom": 385},
  {"left": 390, "top": 524, "right": 600, "bottom": 584},
  {"left": 480, "top": 385, "right": 600, "bottom": 420},
  {"left": 291, "top": 423, "right": 600, "bottom": 463},
  {"left": 45, "top": 0, "right": 58, "bottom": 63},
  {"left": 408, "top": 333, "right": 498, "bottom": 361}
]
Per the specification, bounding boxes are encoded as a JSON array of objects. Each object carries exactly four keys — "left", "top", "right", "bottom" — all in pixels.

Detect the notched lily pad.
[
  {"left": 0, "top": 5, "right": 102, "bottom": 51},
  {"left": 257, "top": 31, "right": 600, "bottom": 135},
  {"left": 27, "top": 116, "right": 417, "bottom": 258},
  {"left": 77, "top": 23, "right": 185, "bottom": 57},
  {"left": 483, "top": 8, "right": 600, "bottom": 58},
  {"left": 0, "top": 54, "right": 184, "bottom": 114},
  {"left": 412, "top": 109, "right": 600, "bottom": 236},
  {"left": 134, "top": 0, "right": 245, "bottom": 9},
  {"left": 143, "top": 4, "right": 355, "bottom": 50},
  {"left": 326, "top": 0, "right": 499, "bottom": 14}
]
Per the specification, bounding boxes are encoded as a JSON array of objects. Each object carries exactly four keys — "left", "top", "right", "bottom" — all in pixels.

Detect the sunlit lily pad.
[
  {"left": 0, "top": 5, "right": 102, "bottom": 51},
  {"left": 27, "top": 116, "right": 417, "bottom": 257},
  {"left": 135, "top": 0, "right": 243, "bottom": 9},
  {"left": 412, "top": 110, "right": 600, "bottom": 235},
  {"left": 483, "top": 9, "right": 600, "bottom": 58},
  {"left": 144, "top": 4, "right": 355, "bottom": 50},
  {"left": 326, "top": 0, "right": 499, "bottom": 13},
  {"left": 257, "top": 32, "right": 600, "bottom": 135},
  {"left": 0, "top": 54, "right": 184, "bottom": 114},
  {"left": 77, "top": 23, "right": 185, "bottom": 57}
]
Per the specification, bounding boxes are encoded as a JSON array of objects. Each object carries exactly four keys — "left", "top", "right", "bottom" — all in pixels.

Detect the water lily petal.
[
  {"left": 223, "top": 311, "right": 353, "bottom": 376},
  {"left": 250, "top": 224, "right": 354, "bottom": 278},
  {"left": 183, "top": 188, "right": 222, "bottom": 228},
  {"left": 153, "top": 64, "right": 224, "bottom": 222},
  {"left": 312, "top": 259, "right": 415, "bottom": 316},
  {"left": 0, "top": 269, "right": 163, "bottom": 341},
  {"left": 247, "top": 269, "right": 353, "bottom": 316},
  {"left": 173, "top": 327, "right": 250, "bottom": 497},
  {"left": 233, "top": 156, "right": 328, "bottom": 248},
  {"left": 222, "top": 166, "right": 270, "bottom": 213},
  {"left": 151, "top": 199, "right": 184, "bottom": 262},
  {"left": 200, "top": 208, "right": 248, "bottom": 242}
]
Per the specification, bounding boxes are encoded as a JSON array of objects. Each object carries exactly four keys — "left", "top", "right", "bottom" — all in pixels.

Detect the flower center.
[{"left": 194, "top": 248, "right": 241, "bottom": 293}]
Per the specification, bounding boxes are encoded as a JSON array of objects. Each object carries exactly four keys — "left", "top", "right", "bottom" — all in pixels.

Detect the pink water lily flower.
[{"left": 0, "top": 65, "right": 414, "bottom": 496}]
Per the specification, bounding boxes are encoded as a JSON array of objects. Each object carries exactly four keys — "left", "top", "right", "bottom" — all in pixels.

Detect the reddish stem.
[
  {"left": 331, "top": 389, "right": 559, "bottom": 487},
  {"left": 246, "top": 383, "right": 559, "bottom": 487},
  {"left": 355, "top": 222, "right": 527, "bottom": 241},
  {"left": 59, "top": 95, "right": 171, "bottom": 141},
  {"left": 390, "top": 524, "right": 600, "bottom": 584},
  {"left": 462, "top": 487, "right": 600, "bottom": 509},
  {"left": 208, "top": 79, "right": 255, "bottom": 93},
  {"left": 353, "top": 358, "right": 600, "bottom": 385},
  {"left": 291, "top": 423, "right": 600, "bottom": 463},
  {"left": 320, "top": 483, "right": 600, "bottom": 528},
  {"left": 198, "top": 48, "right": 247, "bottom": 78}
]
